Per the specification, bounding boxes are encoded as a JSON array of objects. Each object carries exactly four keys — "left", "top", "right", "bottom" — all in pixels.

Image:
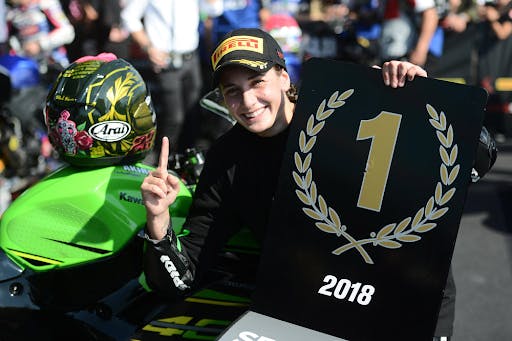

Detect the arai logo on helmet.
[{"left": 88, "top": 121, "right": 131, "bottom": 142}]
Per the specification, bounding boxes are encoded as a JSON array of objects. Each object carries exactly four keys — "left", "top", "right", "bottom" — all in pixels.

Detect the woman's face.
[{"left": 219, "top": 65, "right": 293, "bottom": 137}]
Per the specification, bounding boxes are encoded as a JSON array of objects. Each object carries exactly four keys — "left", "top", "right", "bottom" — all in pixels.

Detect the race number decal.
[{"left": 293, "top": 91, "right": 459, "bottom": 264}]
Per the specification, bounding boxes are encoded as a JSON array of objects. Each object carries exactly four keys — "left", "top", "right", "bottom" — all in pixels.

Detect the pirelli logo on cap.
[{"left": 211, "top": 36, "right": 264, "bottom": 70}]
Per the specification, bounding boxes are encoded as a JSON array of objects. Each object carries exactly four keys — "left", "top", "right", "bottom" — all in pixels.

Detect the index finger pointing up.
[{"left": 158, "top": 136, "right": 169, "bottom": 172}]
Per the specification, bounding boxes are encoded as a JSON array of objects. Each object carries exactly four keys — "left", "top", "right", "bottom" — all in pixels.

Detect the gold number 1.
[{"left": 356, "top": 111, "right": 402, "bottom": 212}]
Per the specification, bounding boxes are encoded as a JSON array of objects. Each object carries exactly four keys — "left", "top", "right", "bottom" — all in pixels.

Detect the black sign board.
[{"left": 251, "top": 58, "right": 488, "bottom": 340}]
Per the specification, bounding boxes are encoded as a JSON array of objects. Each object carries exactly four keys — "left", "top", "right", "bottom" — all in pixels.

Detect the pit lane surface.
[{"left": 452, "top": 138, "right": 512, "bottom": 341}]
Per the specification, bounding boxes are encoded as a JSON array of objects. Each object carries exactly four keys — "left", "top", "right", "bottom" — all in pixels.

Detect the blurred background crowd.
[{"left": 0, "top": 0, "right": 511, "bottom": 212}]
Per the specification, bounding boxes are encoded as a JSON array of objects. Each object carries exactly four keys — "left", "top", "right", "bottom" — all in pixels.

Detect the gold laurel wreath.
[{"left": 293, "top": 90, "right": 459, "bottom": 265}]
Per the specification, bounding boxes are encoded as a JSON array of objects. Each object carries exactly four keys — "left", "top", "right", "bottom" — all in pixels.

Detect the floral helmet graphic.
[{"left": 45, "top": 53, "right": 156, "bottom": 167}]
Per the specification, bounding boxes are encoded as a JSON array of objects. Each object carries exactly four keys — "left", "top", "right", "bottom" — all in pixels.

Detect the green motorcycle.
[{"left": 0, "top": 55, "right": 256, "bottom": 340}]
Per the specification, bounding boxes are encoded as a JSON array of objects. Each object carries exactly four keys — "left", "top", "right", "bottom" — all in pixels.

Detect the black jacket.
[{"left": 144, "top": 124, "right": 288, "bottom": 296}]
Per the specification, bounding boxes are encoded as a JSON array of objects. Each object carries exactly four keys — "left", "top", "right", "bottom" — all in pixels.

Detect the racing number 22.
[{"left": 356, "top": 111, "right": 402, "bottom": 212}]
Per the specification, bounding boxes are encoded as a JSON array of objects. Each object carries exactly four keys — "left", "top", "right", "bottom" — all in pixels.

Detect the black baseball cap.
[{"left": 211, "top": 28, "right": 287, "bottom": 87}]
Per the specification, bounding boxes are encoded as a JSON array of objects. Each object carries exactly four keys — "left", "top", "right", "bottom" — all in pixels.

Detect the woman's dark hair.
[
  {"left": 275, "top": 65, "right": 298, "bottom": 103},
  {"left": 286, "top": 83, "right": 298, "bottom": 103}
]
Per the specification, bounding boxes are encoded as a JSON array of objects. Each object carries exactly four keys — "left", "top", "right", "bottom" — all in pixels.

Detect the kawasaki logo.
[
  {"left": 89, "top": 121, "right": 131, "bottom": 142},
  {"left": 119, "top": 192, "right": 143, "bottom": 205}
]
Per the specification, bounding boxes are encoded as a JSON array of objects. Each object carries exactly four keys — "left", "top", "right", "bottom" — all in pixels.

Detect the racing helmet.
[{"left": 44, "top": 54, "right": 156, "bottom": 167}]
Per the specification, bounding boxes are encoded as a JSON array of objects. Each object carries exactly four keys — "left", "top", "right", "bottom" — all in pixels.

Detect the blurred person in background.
[
  {"left": 62, "top": 0, "right": 130, "bottom": 61},
  {"left": 476, "top": 0, "right": 512, "bottom": 142},
  {"left": 264, "top": 0, "right": 310, "bottom": 80},
  {"left": 378, "top": 0, "right": 440, "bottom": 66},
  {"left": 440, "top": 0, "right": 481, "bottom": 33},
  {"left": 478, "top": 0, "right": 512, "bottom": 39},
  {"left": 121, "top": 0, "right": 203, "bottom": 162},
  {"left": 5, "top": 0, "right": 75, "bottom": 71},
  {"left": 0, "top": 0, "right": 8, "bottom": 54},
  {"left": 2, "top": 0, "right": 73, "bottom": 175},
  {"left": 201, "top": 0, "right": 271, "bottom": 53}
]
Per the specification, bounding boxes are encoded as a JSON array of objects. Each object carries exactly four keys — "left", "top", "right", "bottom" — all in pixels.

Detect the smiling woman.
[
  {"left": 140, "top": 27, "right": 435, "bottom": 338},
  {"left": 208, "top": 28, "right": 295, "bottom": 137},
  {"left": 219, "top": 64, "right": 294, "bottom": 137}
]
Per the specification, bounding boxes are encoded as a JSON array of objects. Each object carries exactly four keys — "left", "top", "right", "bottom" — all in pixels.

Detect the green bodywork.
[{"left": 0, "top": 163, "right": 192, "bottom": 271}]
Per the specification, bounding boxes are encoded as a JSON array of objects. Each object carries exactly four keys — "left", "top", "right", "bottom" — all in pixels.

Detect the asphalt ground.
[{"left": 451, "top": 138, "right": 512, "bottom": 340}]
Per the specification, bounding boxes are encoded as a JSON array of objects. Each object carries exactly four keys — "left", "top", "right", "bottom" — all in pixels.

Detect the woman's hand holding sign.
[{"left": 376, "top": 61, "right": 428, "bottom": 88}]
